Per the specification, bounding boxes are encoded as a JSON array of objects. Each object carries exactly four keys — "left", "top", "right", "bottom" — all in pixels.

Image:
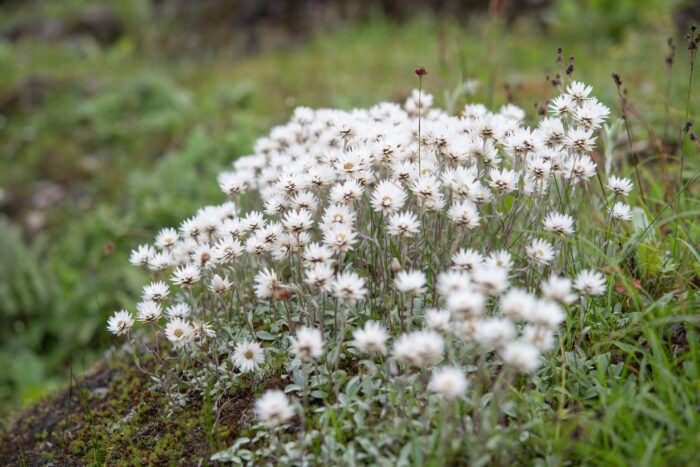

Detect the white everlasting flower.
[
  {"left": 371, "top": 179, "right": 407, "bottom": 215},
  {"left": 527, "top": 156, "right": 552, "bottom": 181},
  {"left": 136, "top": 301, "right": 162, "bottom": 323},
  {"left": 291, "top": 191, "right": 319, "bottom": 212},
  {"left": 214, "top": 236, "right": 244, "bottom": 264},
  {"left": 386, "top": 211, "right": 421, "bottom": 238},
  {"left": 563, "top": 154, "right": 597, "bottom": 184},
  {"left": 393, "top": 330, "right": 444, "bottom": 367},
  {"left": 526, "top": 239, "right": 556, "bottom": 266},
  {"left": 322, "top": 224, "right": 358, "bottom": 254},
  {"left": 522, "top": 326, "right": 555, "bottom": 351},
  {"left": 321, "top": 204, "right": 356, "bottom": 227},
  {"left": 282, "top": 209, "right": 314, "bottom": 234},
  {"left": 330, "top": 179, "right": 363, "bottom": 204},
  {"left": 472, "top": 264, "right": 509, "bottom": 295},
  {"left": 351, "top": 321, "right": 388, "bottom": 354},
  {"left": 232, "top": 340, "right": 265, "bottom": 372},
  {"left": 166, "top": 303, "right": 191, "bottom": 319},
  {"left": 610, "top": 202, "right": 632, "bottom": 221},
  {"left": 155, "top": 227, "right": 179, "bottom": 250},
  {"left": 446, "top": 288, "right": 485, "bottom": 319},
  {"left": 474, "top": 318, "right": 516, "bottom": 348},
  {"left": 451, "top": 248, "right": 483, "bottom": 272},
  {"left": 394, "top": 269, "right": 427, "bottom": 296},
  {"left": 606, "top": 176, "right": 634, "bottom": 197},
  {"left": 304, "top": 263, "right": 334, "bottom": 292},
  {"left": 254, "top": 268, "right": 279, "bottom": 299},
  {"left": 130, "top": 244, "right": 155, "bottom": 267},
  {"left": 574, "top": 98, "right": 610, "bottom": 130},
  {"left": 290, "top": 327, "right": 323, "bottom": 361},
  {"left": 209, "top": 274, "right": 232, "bottom": 294},
  {"left": 165, "top": 318, "right": 193, "bottom": 349},
  {"left": 192, "top": 243, "right": 216, "bottom": 270},
  {"left": 485, "top": 249, "right": 513, "bottom": 272},
  {"left": 425, "top": 308, "right": 451, "bottom": 333},
  {"left": 488, "top": 168, "right": 519, "bottom": 194},
  {"left": 332, "top": 271, "right": 368, "bottom": 303},
  {"left": 142, "top": 281, "right": 170, "bottom": 303},
  {"left": 573, "top": 269, "right": 607, "bottom": 296},
  {"left": 242, "top": 210, "right": 266, "bottom": 233},
  {"left": 107, "top": 310, "right": 135, "bottom": 336},
  {"left": 437, "top": 270, "right": 471, "bottom": 296},
  {"left": 549, "top": 94, "right": 576, "bottom": 118},
  {"left": 500, "top": 288, "right": 536, "bottom": 321},
  {"left": 501, "top": 340, "right": 541, "bottom": 373},
  {"left": 543, "top": 212, "right": 575, "bottom": 235},
  {"left": 447, "top": 200, "right": 480, "bottom": 229},
  {"left": 171, "top": 263, "right": 201, "bottom": 288},
  {"left": 428, "top": 367, "right": 468, "bottom": 400},
  {"left": 567, "top": 80, "right": 593, "bottom": 104},
  {"left": 541, "top": 275, "right": 577, "bottom": 305},
  {"left": 255, "top": 390, "right": 294, "bottom": 428},
  {"left": 529, "top": 300, "right": 566, "bottom": 329},
  {"left": 303, "top": 242, "right": 335, "bottom": 267},
  {"left": 410, "top": 173, "right": 442, "bottom": 204}
]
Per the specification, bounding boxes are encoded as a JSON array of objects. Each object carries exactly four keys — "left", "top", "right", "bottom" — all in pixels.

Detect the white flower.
[
  {"left": 610, "top": 202, "right": 632, "bottom": 221},
  {"left": 303, "top": 242, "right": 335, "bottom": 267},
  {"left": 107, "top": 310, "right": 134, "bottom": 336},
  {"left": 371, "top": 180, "right": 407, "bottom": 215},
  {"left": 451, "top": 248, "right": 483, "bottom": 272},
  {"left": 472, "top": 264, "right": 509, "bottom": 295},
  {"left": 166, "top": 303, "right": 191, "bottom": 319},
  {"left": 155, "top": 227, "right": 179, "bottom": 250},
  {"left": 165, "top": 318, "right": 193, "bottom": 349},
  {"left": 543, "top": 213, "right": 575, "bottom": 235},
  {"left": 393, "top": 330, "right": 444, "bottom": 367},
  {"left": 214, "top": 236, "right": 244, "bottom": 263},
  {"left": 485, "top": 249, "right": 513, "bottom": 271},
  {"left": 322, "top": 224, "right": 358, "bottom": 254},
  {"left": 529, "top": 300, "right": 566, "bottom": 329},
  {"left": 489, "top": 168, "right": 519, "bottom": 194},
  {"left": 606, "top": 176, "right": 633, "bottom": 197},
  {"left": 290, "top": 327, "right": 323, "bottom": 361},
  {"left": 574, "top": 99, "right": 610, "bottom": 130},
  {"left": 242, "top": 210, "right": 266, "bottom": 232},
  {"left": 428, "top": 367, "right": 468, "bottom": 400},
  {"left": 255, "top": 390, "right": 294, "bottom": 428},
  {"left": 447, "top": 200, "right": 480, "bottom": 229},
  {"left": 304, "top": 263, "right": 334, "bottom": 292},
  {"left": 474, "top": 318, "right": 516, "bottom": 348},
  {"left": 332, "top": 271, "right": 367, "bottom": 303},
  {"left": 232, "top": 340, "right": 265, "bottom": 372},
  {"left": 130, "top": 244, "right": 155, "bottom": 267},
  {"left": 282, "top": 209, "right": 314, "bottom": 234},
  {"left": 573, "top": 269, "right": 606, "bottom": 296},
  {"left": 541, "top": 275, "right": 577, "bottom": 305},
  {"left": 522, "top": 326, "right": 555, "bottom": 351},
  {"left": 321, "top": 204, "right": 356, "bottom": 227},
  {"left": 171, "top": 263, "right": 201, "bottom": 288},
  {"left": 526, "top": 239, "right": 556, "bottom": 266},
  {"left": 425, "top": 308, "right": 451, "bottom": 333},
  {"left": 437, "top": 270, "right": 471, "bottom": 296},
  {"left": 501, "top": 341, "right": 541, "bottom": 373},
  {"left": 386, "top": 211, "right": 420, "bottom": 238},
  {"left": 330, "top": 179, "right": 363, "bottom": 204},
  {"left": 191, "top": 320, "right": 216, "bottom": 343},
  {"left": 209, "top": 274, "right": 232, "bottom": 294},
  {"left": 394, "top": 269, "right": 427, "bottom": 296},
  {"left": 500, "top": 288, "right": 536, "bottom": 321},
  {"left": 567, "top": 81, "right": 593, "bottom": 104},
  {"left": 351, "top": 321, "right": 388, "bottom": 354},
  {"left": 254, "top": 268, "right": 279, "bottom": 299},
  {"left": 142, "top": 281, "right": 170, "bottom": 303},
  {"left": 446, "top": 288, "right": 485, "bottom": 319},
  {"left": 563, "top": 154, "right": 597, "bottom": 183},
  {"left": 136, "top": 301, "right": 162, "bottom": 323}
]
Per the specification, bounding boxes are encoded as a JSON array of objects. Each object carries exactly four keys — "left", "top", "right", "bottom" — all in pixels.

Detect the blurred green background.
[{"left": 0, "top": 0, "right": 697, "bottom": 416}]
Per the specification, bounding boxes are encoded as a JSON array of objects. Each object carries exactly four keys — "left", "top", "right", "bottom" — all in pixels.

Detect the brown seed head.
[{"left": 414, "top": 67, "right": 428, "bottom": 77}]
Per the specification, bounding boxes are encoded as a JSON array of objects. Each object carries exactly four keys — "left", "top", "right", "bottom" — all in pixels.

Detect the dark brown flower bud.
[
  {"left": 414, "top": 67, "right": 428, "bottom": 77},
  {"left": 611, "top": 73, "right": 622, "bottom": 86}
]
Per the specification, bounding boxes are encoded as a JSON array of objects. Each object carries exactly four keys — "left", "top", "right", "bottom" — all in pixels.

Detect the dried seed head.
[{"left": 414, "top": 67, "right": 428, "bottom": 77}]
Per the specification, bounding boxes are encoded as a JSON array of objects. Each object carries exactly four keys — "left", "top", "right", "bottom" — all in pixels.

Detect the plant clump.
[{"left": 108, "top": 77, "right": 636, "bottom": 463}]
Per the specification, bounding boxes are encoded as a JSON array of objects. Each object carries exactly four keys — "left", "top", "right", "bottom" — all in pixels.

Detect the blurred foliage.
[{"left": 0, "top": 0, "right": 697, "bottom": 417}]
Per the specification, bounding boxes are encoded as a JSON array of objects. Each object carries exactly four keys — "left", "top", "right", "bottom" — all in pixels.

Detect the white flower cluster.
[{"left": 111, "top": 80, "right": 632, "bottom": 428}]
